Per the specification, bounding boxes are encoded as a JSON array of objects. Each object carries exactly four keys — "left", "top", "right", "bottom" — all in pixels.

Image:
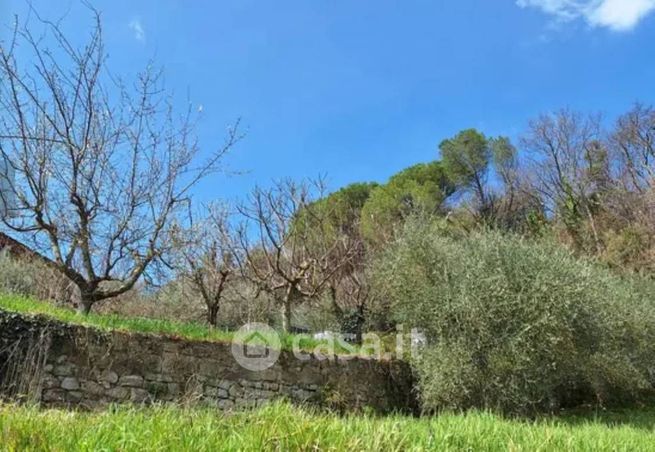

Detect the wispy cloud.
[
  {"left": 517, "top": 0, "right": 655, "bottom": 31},
  {"left": 129, "top": 18, "right": 145, "bottom": 42}
]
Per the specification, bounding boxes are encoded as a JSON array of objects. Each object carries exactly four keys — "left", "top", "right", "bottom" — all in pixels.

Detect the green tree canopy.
[
  {"left": 440, "top": 129, "right": 490, "bottom": 206},
  {"left": 360, "top": 161, "right": 453, "bottom": 246},
  {"left": 293, "top": 182, "right": 378, "bottom": 241}
]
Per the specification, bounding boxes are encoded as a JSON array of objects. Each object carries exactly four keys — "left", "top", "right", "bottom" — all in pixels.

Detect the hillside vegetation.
[
  {"left": 1, "top": 4, "right": 655, "bottom": 424},
  {"left": 0, "top": 295, "right": 349, "bottom": 353},
  {"left": 375, "top": 222, "right": 655, "bottom": 414}
]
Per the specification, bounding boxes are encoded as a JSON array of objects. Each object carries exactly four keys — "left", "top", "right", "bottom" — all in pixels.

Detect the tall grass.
[{"left": 1, "top": 401, "right": 654, "bottom": 451}]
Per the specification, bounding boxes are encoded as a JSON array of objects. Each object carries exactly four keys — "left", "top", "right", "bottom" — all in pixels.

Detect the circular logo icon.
[{"left": 231, "top": 323, "right": 281, "bottom": 371}]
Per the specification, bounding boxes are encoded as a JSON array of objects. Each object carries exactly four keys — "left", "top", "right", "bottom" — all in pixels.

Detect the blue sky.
[{"left": 2, "top": 0, "right": 655, "bottom": 202}]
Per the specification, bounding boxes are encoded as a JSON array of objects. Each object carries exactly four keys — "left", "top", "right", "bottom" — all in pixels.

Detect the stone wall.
[{"left": 0, "top": 310, "right": 417, "bottom": 413}]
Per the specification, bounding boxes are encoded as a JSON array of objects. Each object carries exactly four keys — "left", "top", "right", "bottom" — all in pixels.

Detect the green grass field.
[
  {"left": 1, "top": 401, "right": 654, "bottom": 451},
  {"left": 0, "top": 294, "right": 348, "bottom": 353}
]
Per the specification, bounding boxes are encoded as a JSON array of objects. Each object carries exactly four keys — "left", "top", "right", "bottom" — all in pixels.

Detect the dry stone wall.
[{"left": 0, "top": 310, "right": 417, "bottom": 413}]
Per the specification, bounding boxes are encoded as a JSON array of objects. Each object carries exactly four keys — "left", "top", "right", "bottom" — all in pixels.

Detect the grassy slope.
[
  {"left": 1, "top": 402, "right": 655, "bottom": 451},
  {"left": 0, "top": 294, "right": 342, "bottom": 352}
]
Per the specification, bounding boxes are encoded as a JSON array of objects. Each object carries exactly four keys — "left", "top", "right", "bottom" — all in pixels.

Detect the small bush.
[{"left": 374, "top": 219, "right": 655, "bottom": 415}]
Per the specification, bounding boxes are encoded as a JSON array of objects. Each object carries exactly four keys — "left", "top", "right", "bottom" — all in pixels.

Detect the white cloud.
[
  {"left": 589, "top": 0, "right": 655, "bottom": 30},
  {"left": 129, "top": 19, "right": 145, "bottom": 42},
  {"left": 517, "top": 0, "right": 655, "bottom": 31}
]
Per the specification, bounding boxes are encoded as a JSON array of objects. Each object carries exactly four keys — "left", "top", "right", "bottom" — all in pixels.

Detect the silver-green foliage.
[
  {"left": 374, "top": 220, "right": 655, "bottom": 414},
  {"left": 0, "top": 251, "right": 72, "bottom": 303}
]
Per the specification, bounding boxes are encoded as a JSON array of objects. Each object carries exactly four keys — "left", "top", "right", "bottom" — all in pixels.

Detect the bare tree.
[
  {"left": 0, "top": 7, "right": 239, "bottom": 313},
  {"left": 610, "top": 103, "right": 655, "bottom": 194},
  {"left": 327, "top": 261, "right": 370, "bottom": 343},
  {"left": 486, "top": 137, "right": 545, "bottom": 233},
  {"left": 174, "top": 205, "right": 237, "bottom": 327},
  {"left": 521, "top": 110, "right": 607, "bottom": 252},
  {"left": 232, "top": 179, "right": 357, "bottom": 333}
]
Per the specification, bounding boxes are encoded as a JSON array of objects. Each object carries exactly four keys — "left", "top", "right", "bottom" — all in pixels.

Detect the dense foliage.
[
  {"left": 374, "top": 220, "right": 655, "bottom": 414},
  {"left": 360, "top": 162, "right": 453, "bottom": 246}
]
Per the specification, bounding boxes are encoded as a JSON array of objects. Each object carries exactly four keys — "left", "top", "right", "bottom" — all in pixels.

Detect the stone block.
[
  {"left": 130, "top": 388, "right": 150, "bottom": 403},
  {"left": 42, "top": 389, "right": 66, "bottom": 403},
  {"left": 119, "top": 375, "right": 144, "bottom": 388},
  {"left": 217, "top": 379, "right": 233, "bottom": 391},
  {"left": 228, "top": 384, "right": 242, "bottom": 398},
  {"left": 218, "top": 399, "right": 234, "bottom": 410},
  {"left": 144, "top": 372, "right": 174, "bottom": 383},
  {"left": 53, "top": 364, "right": 75, "bottom": 377},
  {"left": 291, "top": 389, "right": 314, "bottom": 401},
  {"left": 204, "top": 386, "right": 219, "bottom": 397},
  {"left": 42, "top": 375, "right": 60, "bottom": 389},
  {"left": 61, "top": 377, "right": 80, "bottom": 391},
  {"left": 100, "top": 370, "right": 119, "bottom": 384},
  {"left": 160, "top": 353, "right": 197, "bottom": 374},
  {"left": 67, "top": 391, "right": 83, "bottom": 402},
  {"left": 107, "top": 387, "right": 130, "bottom": 400},
  {"left": 81, "top": 380, "right": 105, "bottom": 396},
  {"left": 198, "top": 359, "right": 222, "bottom": 376}
]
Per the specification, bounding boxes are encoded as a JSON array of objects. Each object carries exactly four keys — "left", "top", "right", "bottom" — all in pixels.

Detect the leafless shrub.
[{"left": 0, "top": 329, "right": 51, "bottom": 404}]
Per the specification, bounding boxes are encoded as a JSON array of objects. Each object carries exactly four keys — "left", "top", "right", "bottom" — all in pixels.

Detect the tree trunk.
[
  {"left": 585, "top": 204, "right": 604, "bottom": 255},
  {"left": 207, "top": 304, "right": 219, "bottom": 327},
  {"left": 281, "top": 296, "right": 292, "bottom": 333},
  {"left": 353, "top": 304, "right": 366, "bottom": 345},
  {"left": 329, "top": 284, "right": 343, "bottom": 319},
  {"left": 77, "top": 294, "right": 94, "bottom": 315}
]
